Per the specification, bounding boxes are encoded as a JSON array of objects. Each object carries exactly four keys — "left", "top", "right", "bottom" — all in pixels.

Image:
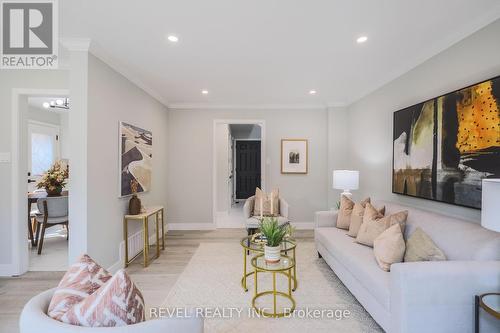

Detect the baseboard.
[
  {"left": 168, "top": 223, "right": 216, "bottom": 230},
  {"left": 0, "top": 264, "right": 15, "bottom": 277},
  {"left": 290, "top": 222, "right": 314, "bottom": 230},
  {"left": 107, "top": 259, "right": 123, "bottom": 274}
]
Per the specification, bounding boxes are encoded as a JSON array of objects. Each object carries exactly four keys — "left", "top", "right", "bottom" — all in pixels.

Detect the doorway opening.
[
  {"left": 213, "top": 120, "right": 265, "bottom": 228},
  {"left": 16, "top": 93, "right": 71, "bottom": 273},
  {"left": 27, "top": 96, "right": 70, "bottom": 271}
]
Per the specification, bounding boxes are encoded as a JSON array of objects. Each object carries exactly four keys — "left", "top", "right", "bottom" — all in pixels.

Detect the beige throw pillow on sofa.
[
  {"left": 404, "top": 227, "right": 447, "bottom": 262},
  {"left": 373, "top": 223, "right": 406, "bottom": 271},
  {"left": 356, "top": 204, "right": 408, "bottom": 247},
  {"left": 253, "top": 187, "right": 279, "bottom": 217},
  {"left": 347, "top": 197, "right": 371, "bottom": 237},
  {"left": 336, "top": 195, "right": 355, "bottom": 229}
]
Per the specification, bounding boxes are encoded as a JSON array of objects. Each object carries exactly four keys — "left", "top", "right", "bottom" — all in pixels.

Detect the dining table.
[{"left": 27, "top": 190, "right": 68, "bottom": 246}]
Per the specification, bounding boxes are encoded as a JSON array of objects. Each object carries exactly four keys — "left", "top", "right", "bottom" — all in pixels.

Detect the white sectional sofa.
[{"left": 314, "top": 200, "right": 500, "bottom": 333}]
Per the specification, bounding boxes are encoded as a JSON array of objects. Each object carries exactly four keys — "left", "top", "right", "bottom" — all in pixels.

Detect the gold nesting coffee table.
[
  {"left": 240, "top": 236, "right": 297, "bottom": 292},
  {"left": 251, "top": 254, "right": 296, "bottom": 318}
]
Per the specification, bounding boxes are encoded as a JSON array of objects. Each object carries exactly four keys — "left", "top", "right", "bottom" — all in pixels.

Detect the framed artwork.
[
  {"left": 119, "top": 122, "right": 152, "bottom": 197},
  {"left": 393, "top": 75, "right": 500, "bottom": 209},
  {"left": 281, "top": 139, "right": 308, "bottom": 174}
]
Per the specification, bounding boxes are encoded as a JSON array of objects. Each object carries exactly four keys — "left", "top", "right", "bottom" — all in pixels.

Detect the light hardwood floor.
[{"left": 0, "top": 229, "right": 314, "bottom": 333}]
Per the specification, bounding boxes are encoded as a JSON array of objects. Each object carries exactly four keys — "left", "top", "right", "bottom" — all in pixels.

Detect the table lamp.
[
  {"left": 333, "top": 170, "right": 359, "bottom": 199},
  {"left": 481, "top": 179, "right": 500, "bottom": 232}
]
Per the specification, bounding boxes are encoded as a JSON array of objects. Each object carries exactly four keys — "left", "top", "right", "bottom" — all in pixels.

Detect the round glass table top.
[
  {"left": 240, "top": 235, "right": 296, "bottom": 252},
  {"left": 480, "top": 293, "right": 500, "bottom": 318},
  {"left": 251, "top": 254, "right": 295, "bottom": 272}
]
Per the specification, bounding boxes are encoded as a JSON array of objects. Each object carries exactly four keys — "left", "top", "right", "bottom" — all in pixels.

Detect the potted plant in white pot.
[{"left": 259, "top": 217, "right": 288, "bottom": 263}]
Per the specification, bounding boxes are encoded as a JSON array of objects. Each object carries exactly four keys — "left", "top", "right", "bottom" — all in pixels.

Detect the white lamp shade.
[
  {"left": 333, "top": 170, "right": 359, "bottom": 191},
  {"left": 481, "top": 179, "right": 500, "bottom": 232}
]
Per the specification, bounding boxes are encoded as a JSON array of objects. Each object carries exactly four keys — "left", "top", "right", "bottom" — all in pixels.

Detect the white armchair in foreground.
[{"left": 20, "top": 289, "right": 204, "bottom": 333}]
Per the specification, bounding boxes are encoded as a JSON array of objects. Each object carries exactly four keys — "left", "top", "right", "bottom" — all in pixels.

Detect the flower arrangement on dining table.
[{"left": 36, "top": 160, "right": 69, "bottom": 196}]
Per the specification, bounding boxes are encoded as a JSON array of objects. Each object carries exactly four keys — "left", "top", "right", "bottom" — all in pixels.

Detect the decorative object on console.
[
  {"left": 373, "top": 223, "right": 406, "bottom": 272},
  {"left": 333, "top": 170, "right": 359, "bottom": 199},
  {"left": 36, "top": 160, "right": 69, "bottom": 196},
  {"left": 281, "top": 139, "right": 308, "bottom": 174},
  {"left": 259, "top": 217, "right": 288, "bottom": 263},
  {"left": 404, "top": 227, "right": 447, "bottom": 262},
  {"left": 347, "top": 197, "right": 371, "bottom": 237},
  {"left": 253, "top": 187, "right": 279, "bottom": 217},
  {"left": 128, "top": 179, "right": 142, "bottom": 215},
  {"left": 393, "top": 75, "right": 500, "bottom": 209},
  {"left": 120, "top": 122, "right": 152, "bottom": 197},
  {"left": 481, "top": 179, "right": 500, "bottom": 232},
  {"left": 356, "top": 203, "right": 407, "bottom": 247}
]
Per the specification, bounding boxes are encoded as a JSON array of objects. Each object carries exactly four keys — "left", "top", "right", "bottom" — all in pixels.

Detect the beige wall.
[
  {"left": 167, "top": 108, "right": 329, "bottom": 226},
  {"left": 86, "top": 55, "right": 169, "bottom": 269},
  {"left": 346, "top": 19, "right": 500, "bottom": 223}
]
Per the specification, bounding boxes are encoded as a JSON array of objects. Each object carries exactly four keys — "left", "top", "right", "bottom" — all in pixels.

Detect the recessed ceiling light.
[
  {"left": 42, "top": 102, "right": 50, "bottom": 108},
  {"left": 167, "top": 35, "right": 179, "bottom": 43},
  {"left": 356, "top": 36, "right": 368, "bottom": 44},
  {"left": 309, "top": 90, "right": 317, "bottom": 95},
  {"left": 201, "top": 90, "right": 209, "bottom": 95}
]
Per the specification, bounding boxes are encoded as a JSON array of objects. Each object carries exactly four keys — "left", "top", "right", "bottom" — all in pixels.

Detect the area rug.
[{"left": 160, "top": 242, "right": 382, "bottom": 332}]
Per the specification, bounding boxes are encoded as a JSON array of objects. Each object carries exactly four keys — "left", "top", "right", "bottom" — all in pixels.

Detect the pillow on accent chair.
[
  {"left": 335, "top": 195, "right": 355, "bottom": 229},
  {"left": 347, "top": 197, "right": 371, "bottom": 237},
  {"left": 373, "top": 223, "right": 406, "bottom": 271},
  {"left": 356, "top": 203, "right": 407, "bottom": 247},
  {"left": 253, "top": 187, "right": 279, "bottom": 217},
  {"left": 404, "top": 227, "right": 447, "bottom": 262},
  {"left": 61, "top": 269, "right": 145, "bottom": 327},
  {"left": 48, "top": 254, "right": 112, "bottom": 321}
]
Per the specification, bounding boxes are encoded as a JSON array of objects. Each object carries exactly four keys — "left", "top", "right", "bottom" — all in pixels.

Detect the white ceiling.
[{"left": 60, "top": 0, "right": 500, "bottom": 107}]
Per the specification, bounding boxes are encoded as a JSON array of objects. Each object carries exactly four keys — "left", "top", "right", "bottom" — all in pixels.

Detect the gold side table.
[
  {"left": 124, "top": 206, "right": 165, "bottom": 267},
  {"left": 240, "top": 236, "right": 297, "bottom": 292},
  {"left": 475, "top": 293, "right": 500, "bottom": 333},
  {"left": 251, "top": 254, "right": 296, "bottom": 318}
]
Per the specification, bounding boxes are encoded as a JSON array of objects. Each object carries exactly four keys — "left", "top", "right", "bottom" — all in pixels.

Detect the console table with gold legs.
[{"left": 124, "top": 206, "right": 165, "bottom": 267}]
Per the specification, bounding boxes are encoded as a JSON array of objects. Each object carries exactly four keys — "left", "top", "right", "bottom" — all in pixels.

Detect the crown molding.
[
  {"left": 89, "top": 43, "right": 169, "bottom": 107},
  {"left": 167, "top": 103, "right": 331, "bottom": 110},
  {"left": 60, "top": 38, "right": 168, "bottom": 107}
]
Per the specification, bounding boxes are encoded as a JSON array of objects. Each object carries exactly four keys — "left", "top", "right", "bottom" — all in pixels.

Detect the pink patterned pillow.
[
  {"left": 48, "top": 254, "right": 112, "bottom": 321},
  {"left": 61, "top": 269, "right": 145, "bottom": 326}
]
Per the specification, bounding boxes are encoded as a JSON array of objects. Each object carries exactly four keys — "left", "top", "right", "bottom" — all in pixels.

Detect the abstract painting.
[
  {"left": 393, "top": 76, "right": 500, "bottom": 209},
  {"left": 120, "top": 122, "right": 152, "bottom": 197},
  {"left": 281, "top": 139, "right": 308, "bottom": 174}
]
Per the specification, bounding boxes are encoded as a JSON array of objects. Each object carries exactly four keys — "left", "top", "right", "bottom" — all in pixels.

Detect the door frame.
[
  {"left": 10, "top": 88, "right": 69, "bottom": 276},
  {"left": 212, "top": 119, "right": 265, "bottom": 228}
]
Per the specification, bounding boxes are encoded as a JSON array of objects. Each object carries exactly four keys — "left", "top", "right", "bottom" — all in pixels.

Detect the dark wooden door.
[{"left": 235, "top": 141, "right": 261, "bottom": 199}]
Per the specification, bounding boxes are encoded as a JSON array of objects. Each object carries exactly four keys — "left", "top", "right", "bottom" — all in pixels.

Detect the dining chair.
[{"left": 34, "top": 196, "right": 69, "bottom": 255}]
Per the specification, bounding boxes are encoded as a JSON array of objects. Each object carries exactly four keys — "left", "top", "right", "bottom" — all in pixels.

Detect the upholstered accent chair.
[
  {"left": 243, "top": 195, "right": 290, "bottom": 236},
  {"left": 35, "top": 196, "right": 69, "bottom": 255}
]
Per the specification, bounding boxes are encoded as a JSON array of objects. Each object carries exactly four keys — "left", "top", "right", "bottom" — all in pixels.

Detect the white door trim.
[
  {"left": 212, "top": 119, "right": 266, "bottom": 228},
  {"left": 10, "top": 88, "right": 69, "bottom": 276}
]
